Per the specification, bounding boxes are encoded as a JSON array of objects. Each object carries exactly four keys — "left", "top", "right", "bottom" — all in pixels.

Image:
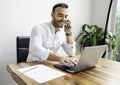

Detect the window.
[{"left": 113, "top": 0, "right": 120, "bottom": 61}]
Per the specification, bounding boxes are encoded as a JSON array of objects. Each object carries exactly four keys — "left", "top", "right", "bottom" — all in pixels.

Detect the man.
[{"left": 27, "top": 3, "right": 76, "bottom": 65}]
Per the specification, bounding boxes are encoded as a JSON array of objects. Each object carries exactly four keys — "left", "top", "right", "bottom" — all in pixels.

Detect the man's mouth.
[{"left": 59, "top": 22, "right": 64, "bottom": 25}]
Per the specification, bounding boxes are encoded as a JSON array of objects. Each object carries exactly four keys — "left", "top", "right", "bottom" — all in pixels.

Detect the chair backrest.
[{"left": 17, "top": 36, "right": 30, "bottom": 63}]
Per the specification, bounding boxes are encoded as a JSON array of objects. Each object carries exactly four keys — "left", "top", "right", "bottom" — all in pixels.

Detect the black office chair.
[{"left": 16, "top": 36, "right": 30, "bottom": 63}]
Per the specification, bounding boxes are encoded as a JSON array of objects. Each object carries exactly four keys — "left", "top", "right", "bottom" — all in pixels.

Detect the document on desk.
[{"left": 17, "top": 64, "right": 65, "bottom": 83}]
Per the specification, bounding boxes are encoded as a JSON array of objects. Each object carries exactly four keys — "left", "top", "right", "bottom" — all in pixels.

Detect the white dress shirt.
[{"left": 27, "top": 22, "right": 76, "bottom": 62}]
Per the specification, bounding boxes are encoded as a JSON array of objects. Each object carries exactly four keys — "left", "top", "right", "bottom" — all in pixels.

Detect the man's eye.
[
  {"left": 65, "top": 16, "right": 68, "bottom": 18},
  {"left": 58, "top": 15, "right": 63, "bottom": 17}
]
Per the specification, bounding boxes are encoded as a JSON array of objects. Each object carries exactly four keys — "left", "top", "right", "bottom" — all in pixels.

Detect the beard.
[{"left": 52, "top": 18, "right": 64, "bottom": 28}]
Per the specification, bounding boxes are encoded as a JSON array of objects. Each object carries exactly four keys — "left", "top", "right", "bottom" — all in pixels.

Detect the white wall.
[
  {"left": 0, "top": 0, "right": 92, "bottom": 85},
  {"left": 91, "top": 0, "right": 110, "bottom": 28}
]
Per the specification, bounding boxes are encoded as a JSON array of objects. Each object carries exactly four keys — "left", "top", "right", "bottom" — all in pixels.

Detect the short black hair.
[{"left": 52, "top": 3, "right": 68, "bottom": 13}]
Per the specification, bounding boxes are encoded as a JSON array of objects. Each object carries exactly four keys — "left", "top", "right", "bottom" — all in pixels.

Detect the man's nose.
[{"left": 61, "top": 16, "right": 66, "bottom": 22}]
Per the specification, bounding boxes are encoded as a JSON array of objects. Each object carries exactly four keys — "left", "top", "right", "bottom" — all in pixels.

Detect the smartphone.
[
  {"left": 64, "top": 20, "right": 71, "bottom": 28},
  {"left": 64, "top": 23, "right": 69, "bottom": 28}
]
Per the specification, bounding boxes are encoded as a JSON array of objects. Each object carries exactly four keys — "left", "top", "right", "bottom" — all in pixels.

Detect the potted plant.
[{"left": 75, "top": 24, "right": 116, "bottom": 52}]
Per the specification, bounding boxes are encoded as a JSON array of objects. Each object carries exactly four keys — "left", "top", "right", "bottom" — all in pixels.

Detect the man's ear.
[{"left": 51, "top": 12, "right": 54, "bottom": 18}]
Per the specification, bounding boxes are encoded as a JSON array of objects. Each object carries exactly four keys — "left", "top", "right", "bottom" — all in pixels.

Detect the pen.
[{"left": 22, "top": 66, "right": 37, "bottom": 73}]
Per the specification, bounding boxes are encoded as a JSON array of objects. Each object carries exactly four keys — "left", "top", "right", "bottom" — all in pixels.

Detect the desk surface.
[{"left": 7, "top": 58, "right": 120, "bottom": 85}]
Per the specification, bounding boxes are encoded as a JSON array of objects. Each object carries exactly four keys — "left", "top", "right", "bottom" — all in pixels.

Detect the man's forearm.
[
  {"left": 66, "top": 36, "right": 73, "bottom": 44},
  {"left": 47, "top": 52, "right": 61, "bottom": 61},
  {"left": 65, "top": 31, "right": 73, "bottom": 44}
]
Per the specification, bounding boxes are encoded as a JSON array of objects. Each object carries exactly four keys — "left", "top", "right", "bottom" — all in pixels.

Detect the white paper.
[{"left": 17, "top": 64, "right": 65, "bottom": 83}]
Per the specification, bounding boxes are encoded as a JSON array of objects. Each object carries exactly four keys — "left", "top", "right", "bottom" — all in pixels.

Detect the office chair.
[{"left": 17, "top": 36, "right": 30, "bottom": 63}]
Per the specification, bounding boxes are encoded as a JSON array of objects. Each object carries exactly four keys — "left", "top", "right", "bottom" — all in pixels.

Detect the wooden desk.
[{"left": 7, "top": 58, "right": 120, "bottom": 85}]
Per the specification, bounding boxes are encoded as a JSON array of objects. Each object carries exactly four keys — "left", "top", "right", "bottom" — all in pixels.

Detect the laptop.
[{"left": 54, "top": 45, "right": 107, "bottom": 73}]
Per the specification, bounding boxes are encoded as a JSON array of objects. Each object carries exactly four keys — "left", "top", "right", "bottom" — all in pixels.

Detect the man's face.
[{"left": 51, "top": 7, "right": 68, "bottom": 28}]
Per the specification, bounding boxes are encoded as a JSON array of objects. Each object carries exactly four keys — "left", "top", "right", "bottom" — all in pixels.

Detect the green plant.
[{"left": 76, "top": 24, "right": 116, "bottom": 52}]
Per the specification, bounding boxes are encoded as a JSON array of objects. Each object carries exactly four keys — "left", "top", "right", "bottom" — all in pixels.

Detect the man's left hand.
[{"left": 64, "top": 20, "right": 72, "bottom": 33}]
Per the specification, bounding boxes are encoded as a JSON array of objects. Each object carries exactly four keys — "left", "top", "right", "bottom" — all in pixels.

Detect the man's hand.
[
  {"left": 59, "top": 57, "right": 77, "bottom": 66},
  {"left": 64, "top": 20, "right": 73, "bottom": 44},
  {"left": 64, "top": 20, "right": 72, "bottom": 33},
  {"left": 48, "top": 52, "right": 77, "bottom": 66}
]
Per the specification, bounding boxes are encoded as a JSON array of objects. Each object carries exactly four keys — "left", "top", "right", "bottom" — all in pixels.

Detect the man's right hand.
[
  {"left": 59, "top": 57, "right": 77, "bottom": 66},
  {"left": 48, "top": 52, "right": 77, "bottom": 66}
]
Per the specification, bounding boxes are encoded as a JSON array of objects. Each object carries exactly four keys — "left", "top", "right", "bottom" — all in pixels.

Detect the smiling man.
[{"left": 27, "top": 3, "right": 76, "bottom": 65}]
